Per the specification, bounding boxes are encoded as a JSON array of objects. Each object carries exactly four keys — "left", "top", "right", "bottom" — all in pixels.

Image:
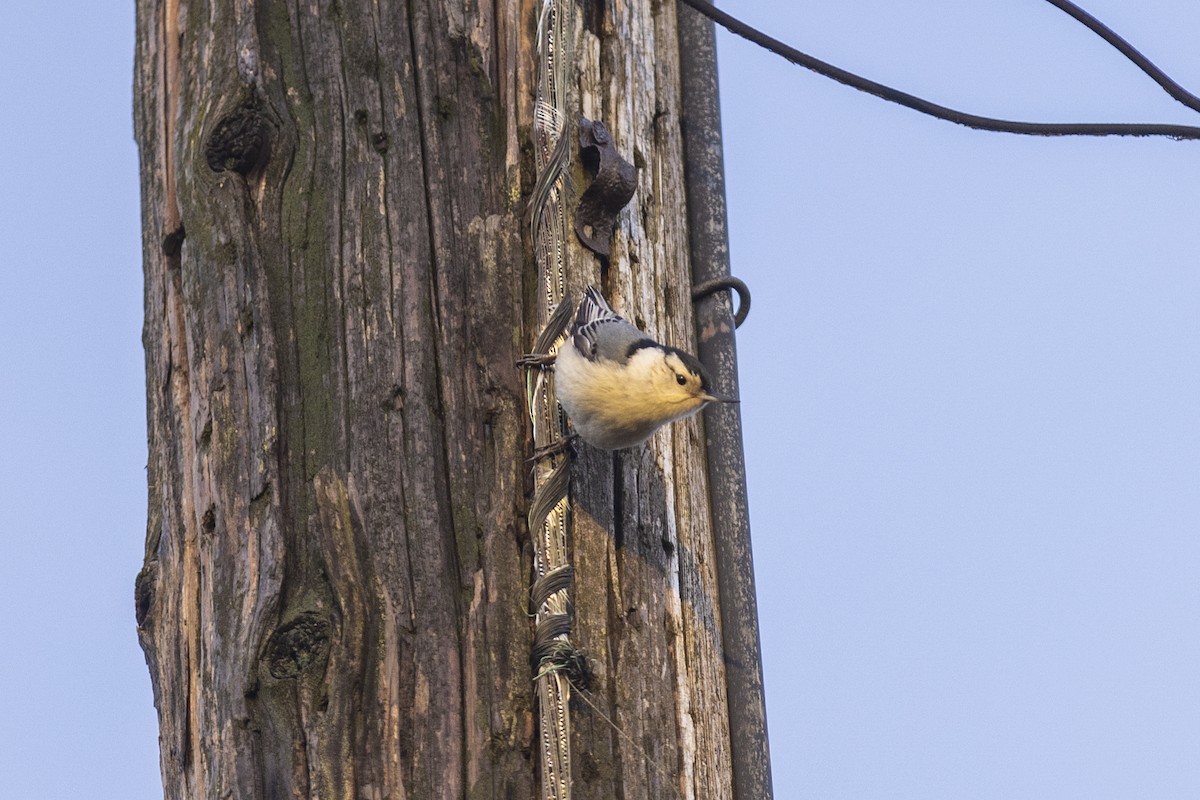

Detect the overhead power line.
[
  {"left": 676, "top": 0, "right": 1200, "bottom": 140},
  {"left": 1042, "top": 0, "right": 1200, "bottom": 114}
]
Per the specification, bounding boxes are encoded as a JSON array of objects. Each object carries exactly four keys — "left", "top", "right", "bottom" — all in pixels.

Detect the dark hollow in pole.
[{"left": 677, "top": 3, "right": 775, "bottom": 799}]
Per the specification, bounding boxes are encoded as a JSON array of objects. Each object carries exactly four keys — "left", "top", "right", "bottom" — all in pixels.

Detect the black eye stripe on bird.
[{"left": 554, "top": 286, "right": 736, "bottom": 450}]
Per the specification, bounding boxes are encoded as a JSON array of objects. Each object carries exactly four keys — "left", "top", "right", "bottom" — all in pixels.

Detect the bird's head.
[{"left": 646, "top": 346, "right": 736, "bottom": 413}]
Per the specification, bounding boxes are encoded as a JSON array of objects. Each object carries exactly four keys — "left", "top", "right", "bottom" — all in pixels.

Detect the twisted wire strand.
[{"left": 528, "top": 2, "right": 577, "bottom": 799}]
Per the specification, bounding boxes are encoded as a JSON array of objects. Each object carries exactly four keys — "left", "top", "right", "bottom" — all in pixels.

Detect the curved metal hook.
[{"left": 692, "top": 276, "right": 751, "bottom": 328}]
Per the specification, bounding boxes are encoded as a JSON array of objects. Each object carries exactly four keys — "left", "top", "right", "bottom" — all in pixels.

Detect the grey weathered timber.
[{"left": 133, "top": 1, "right": 735, "bottom": 798}]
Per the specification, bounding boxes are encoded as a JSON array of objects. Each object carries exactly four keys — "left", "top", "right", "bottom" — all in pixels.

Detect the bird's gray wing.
[{"left": 572, "top": 286, "right": 653, "bottom": 363}]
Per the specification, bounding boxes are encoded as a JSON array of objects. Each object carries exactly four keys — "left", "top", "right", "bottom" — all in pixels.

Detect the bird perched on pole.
[{"left": 554, "top": 286, "right": 734, "bottom": 449}]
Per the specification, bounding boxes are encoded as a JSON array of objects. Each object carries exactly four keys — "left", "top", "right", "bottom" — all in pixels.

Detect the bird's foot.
[
  {"left": 517, "top": 352, "right": 557, "bottom": 369},
  {"left": 528, "top": 433, "right": 578, "bottom": 463}
]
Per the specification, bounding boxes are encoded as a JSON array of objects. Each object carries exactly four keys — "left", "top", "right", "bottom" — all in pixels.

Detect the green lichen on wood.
[
  {"left": 451, "top": 497, "right": 482, "bottom": 580},
  {"left": 248, "top": 481, "right": 272, "bottom": 523},
  {"left": 261, "top": 0, "right": 343, "bottom": 482}
]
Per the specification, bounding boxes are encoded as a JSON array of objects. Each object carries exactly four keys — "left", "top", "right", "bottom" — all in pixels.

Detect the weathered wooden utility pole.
[{"left": 133, "top": 0, "right": 756, "bottom": 797}]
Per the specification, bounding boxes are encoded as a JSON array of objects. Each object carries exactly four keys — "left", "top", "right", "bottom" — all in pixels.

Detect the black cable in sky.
[
  {"left": 1043, "top": 0, "right": 1200, "bottom": 115},
  {"left": 676, "top": 0, "right": 1200, "bottom": 140}
]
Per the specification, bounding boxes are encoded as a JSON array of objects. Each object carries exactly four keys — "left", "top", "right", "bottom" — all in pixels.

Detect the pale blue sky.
[{"left": 0, "top": 2, "right": 1196, "bottom": 798}]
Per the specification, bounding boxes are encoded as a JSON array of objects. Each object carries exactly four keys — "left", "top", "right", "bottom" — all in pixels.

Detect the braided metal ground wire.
[{"left": 527, "top": 2, "right": 577, "bottom": 798}]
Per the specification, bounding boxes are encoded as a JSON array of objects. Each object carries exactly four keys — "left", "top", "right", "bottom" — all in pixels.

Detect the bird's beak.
[{"left": 701, "top": 393, "right": 739, "bottom": 404}]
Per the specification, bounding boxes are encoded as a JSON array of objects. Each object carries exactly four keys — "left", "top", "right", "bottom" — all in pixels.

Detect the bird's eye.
[{"left": 675, "top": 373, "right": 687, "bottom": 386}]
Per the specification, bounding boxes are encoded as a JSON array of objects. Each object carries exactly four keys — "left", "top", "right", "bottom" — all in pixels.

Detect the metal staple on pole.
[{"left": 526, "top": 2, "right": 577, "bottom": 799}]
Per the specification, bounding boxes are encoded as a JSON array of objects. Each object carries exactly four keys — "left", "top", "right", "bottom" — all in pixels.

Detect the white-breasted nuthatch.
[{"left": 554, "top": 286, "right": 734, "bottom": 449}]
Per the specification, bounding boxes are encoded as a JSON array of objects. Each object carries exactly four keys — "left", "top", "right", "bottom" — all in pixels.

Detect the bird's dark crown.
[{"left": 625, "top": 340, "right": 710, "bottom": 391}]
